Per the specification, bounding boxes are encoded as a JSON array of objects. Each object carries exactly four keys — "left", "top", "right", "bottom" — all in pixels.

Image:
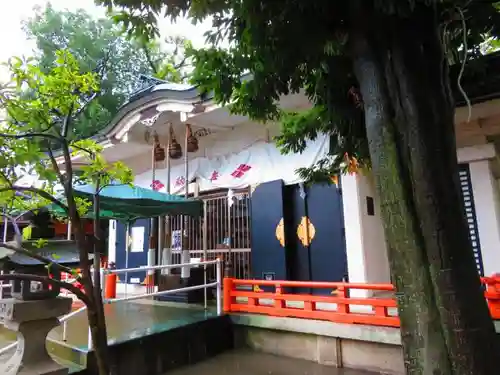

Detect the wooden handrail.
[
  {"left": 231, "top": 278, "right": 395, "bottom": 291},
  {"left": 223, "top": 276, "right": 500, "bottom": 327}
]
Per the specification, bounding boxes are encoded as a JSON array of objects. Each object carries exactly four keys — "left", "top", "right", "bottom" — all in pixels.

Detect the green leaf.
[
  {"left": 34, "top": 238, "right": 49, "bottom": 249},
  {"left": 22, "top": 225, "right": 33, "bottom": 240}
]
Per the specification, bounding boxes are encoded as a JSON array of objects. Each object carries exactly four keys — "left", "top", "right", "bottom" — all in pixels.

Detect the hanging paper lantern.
[
  {"left": 153, "top": 133, "right": 165, "bottom": 162},
  {"left": 168, "top": 124, "right": 182, "bottom": 159},
  {"left": 186, "top": 124, "right": 199, "bottom": 153}
]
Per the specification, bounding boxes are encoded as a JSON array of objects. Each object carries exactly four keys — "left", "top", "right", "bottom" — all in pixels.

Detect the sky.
[{"left": 0, "top": 0, "right": 212, "bottom": 82}]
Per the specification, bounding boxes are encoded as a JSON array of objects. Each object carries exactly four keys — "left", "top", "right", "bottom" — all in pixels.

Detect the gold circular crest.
[
  {"left": 275, "top": 218, "right": 285, "bottom": 247},
  {"left": 297, "top": 216, "right": 316, "bottom": 247}
]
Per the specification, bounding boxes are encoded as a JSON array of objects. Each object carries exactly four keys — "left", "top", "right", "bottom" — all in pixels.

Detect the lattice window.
[
  {"left": 167, "top": 189, "right": 251, "bottom": 251},
  {"left": 458, "top": 164, "right": 484, "bottom": 276}
]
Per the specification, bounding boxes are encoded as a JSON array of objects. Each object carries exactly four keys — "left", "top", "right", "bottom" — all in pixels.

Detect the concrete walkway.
[{"left": 166, "top": 350, "right": 378, "bottom": 375}]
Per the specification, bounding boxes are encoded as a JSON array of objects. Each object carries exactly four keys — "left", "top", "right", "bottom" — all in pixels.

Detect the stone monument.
[{"left": 0, "top": 267, "right": 73, "bottom": 375}]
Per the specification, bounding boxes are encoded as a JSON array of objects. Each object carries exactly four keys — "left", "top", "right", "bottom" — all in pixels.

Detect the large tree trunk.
[
  {"left": 87, "top": 296, "right": 111, "bottom": 375},
  {"left": 90, "top": 191, "right": 112, "bottom": 375},
  {"left": 73, "top": 219, "right": 111, "bottom": 375},
  {"left": 350, "top": 3, "right": 497, "bottom": 374},
  {"left": 350, "top": 11, "right": 451, "bottom": 375}
]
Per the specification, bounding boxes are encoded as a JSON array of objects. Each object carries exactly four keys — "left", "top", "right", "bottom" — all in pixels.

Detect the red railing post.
[
  {"left": 223, "top": 277, "right": 233, "bottom": 313},
  {"left": 483, "top": 274, "right": 500, "bottom": 319},
  {"left": 274, "top": 284, "right": 285, "bottom": 309},
  {"left": 336, "top": 285, "right": 350, "bottom": 314}
]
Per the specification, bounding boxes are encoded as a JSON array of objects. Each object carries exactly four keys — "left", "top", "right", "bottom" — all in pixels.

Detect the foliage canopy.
[
  {"left": 98, "top": 0, "right": 500, "bottom": 180},
  {"left": 0, "top": 48, "right": 135, "bottom": 375},
  {"left": 23, "top": 4, "right": 192, "bottom": 139}
]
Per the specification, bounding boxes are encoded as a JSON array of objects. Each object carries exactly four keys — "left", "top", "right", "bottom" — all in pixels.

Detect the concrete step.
[{"left": 47, "top": 338, "right": 88, "bottom": 369}]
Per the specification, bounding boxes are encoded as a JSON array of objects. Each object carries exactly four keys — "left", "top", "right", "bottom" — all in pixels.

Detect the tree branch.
[
  {"left": 0, "top": 169, "right": 14, "bottom": 187},
  {"left": 0, "top": 273, "right": 91, "bottom": 306},
  {"left": 0, "top": 131, "right": 62, "bottom": 143},
  {"left": 70, "top": 144, "right": 95, "bottom": 157},
  {"left": 141, "top": 42, "right": 158, "bottom": 74},
  {"left": 58, "top": 140, "right": 92, "bottom": 288},
  {"left": 72, "top": 92, "right": 98, "bottom": 119},
  {"left": 174, "top": 56, "right": 188, "bottom": 70},
  {"left": 46, "top": 145, "right": 66, "bottom": 188},
  {"left": 61, "top": 141, "right": 74, "bottom": 188},
  {"left": 61, "top": 104, "right": 74, "bottom": 138},
  {"left": 0, "top": 186, "right": 69, "bottom": 214},
  {"left": 0, "top": 242, "right": 75, "bottom": 275}
]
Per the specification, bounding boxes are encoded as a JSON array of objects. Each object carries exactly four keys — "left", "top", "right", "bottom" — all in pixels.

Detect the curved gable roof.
[
  {"left": 99, "top": 51, "right": 500, "bottom": 142},
  {"left": 99, "top": 73, "right": 253, "bottom": 140}
]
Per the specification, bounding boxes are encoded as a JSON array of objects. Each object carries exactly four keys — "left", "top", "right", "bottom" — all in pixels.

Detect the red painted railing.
[
  {"left": 223, "top": 277, "right": 500, "bottom": 328},
  {"left": 482, "top": 275, "right": 500, "bottom": 319},
  {"left": 223, "top": 278, "right": 399, "bottom": 327}
]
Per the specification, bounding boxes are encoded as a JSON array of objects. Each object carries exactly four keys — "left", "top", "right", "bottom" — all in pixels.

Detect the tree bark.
[
  {"left": 350, "top": 3, "right": 497, "bottom": 374},
  {"left": 350, "top": 12, "right": 451, "bottom": 375},
  {"left": 72, "top": 213, "right": 111, "bottom": 375},
  {"left": 87, "top": 301, "right": 111, "bottom": 375},
  {"left": 86, "top": 186, "right": 111, "bottom": 375}
]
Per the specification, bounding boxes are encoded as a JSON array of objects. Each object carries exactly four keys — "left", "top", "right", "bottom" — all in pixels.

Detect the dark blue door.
[
  {"left": 115, "top": 219, "right": 150, "bottom": 284},
  {"left": 250, "top": 180, "right": 291, "bottom": 283},
  {"left": 307, "top": 183, "right": 347, "bottom": 294},
  {"left": 285, "top": 184, "right": 311, "bottom": 294}
]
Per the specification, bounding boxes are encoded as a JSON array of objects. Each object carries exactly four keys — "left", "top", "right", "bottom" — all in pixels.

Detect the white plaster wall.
[
  {"left": 341, "top": 144, "right": 500, "bottom": 290},
  {"left": 341, "top": 173, "right": 367, "bottom": 290},
  {"left": 493, "top": 178, "right": 500, "bottom": 240},
  {"left": 469, "top": 160, "right": 500, "bottom": 276},
  {"left": 108, "top": 220, "right": 117, "bottom": 264},
  {"left": 357, "top": 174, "right": 391, "bottom": 284},
  {"left": 341, "top": 173, "right": 390, "bottom": 296},
  {"left": 121, "top": 121, "right": 274, "bottom": 174},
  {"left": 342, "top": 159, "right": 500, "bottom": 284}
]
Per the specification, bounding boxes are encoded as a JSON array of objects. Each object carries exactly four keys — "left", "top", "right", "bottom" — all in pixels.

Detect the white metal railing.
[
  {"left": 1, "top": 259, "right": 223, "bottom": 355},
  {"left": 60, "top": 259, "right": 222, "bottom": 350},
  {"left": 171, "top": 248, "right": 251, "bottom": 279},
  {"left": 0, "top": 342, "right": 15, "bottom": 356}
]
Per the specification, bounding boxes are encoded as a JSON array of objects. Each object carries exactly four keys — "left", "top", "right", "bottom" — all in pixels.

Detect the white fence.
[{"left": 171, "top": 248, "right": 251, "bottom": 279}]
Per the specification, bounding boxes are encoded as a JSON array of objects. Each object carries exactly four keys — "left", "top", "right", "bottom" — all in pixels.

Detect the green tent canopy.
[{"left": 49, "top": 183, "right": 203, "bottom": 222}]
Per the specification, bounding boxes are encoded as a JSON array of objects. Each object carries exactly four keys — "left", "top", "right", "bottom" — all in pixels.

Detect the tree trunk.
[
  {"left": 90, "top": 189, "right": 112, "bottom": 375},
  {"left": 87, "top": 298, "right": 111, "bottom": 375},
  {"left": 350, "top": 12, "right": 451, "bottom": 375},
  {"left": 73, "top": 219, "right": 110, "bottom": 375},
  {"left": 350, "top": 3, "right": 497, "bottom": 374}
]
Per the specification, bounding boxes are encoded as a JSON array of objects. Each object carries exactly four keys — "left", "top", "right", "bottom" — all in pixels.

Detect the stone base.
[
  {"left": 16, "top": 361, "right": 68, "bottom": 375},
  {"left": 0, "top": 297, "right": 73, "bottom": 375},
  {"left": 232, "top": 314, "right": 405, "bottom": 374},
  {"left": 1, "top": 298, "right": 73, "bottom": 323}
]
